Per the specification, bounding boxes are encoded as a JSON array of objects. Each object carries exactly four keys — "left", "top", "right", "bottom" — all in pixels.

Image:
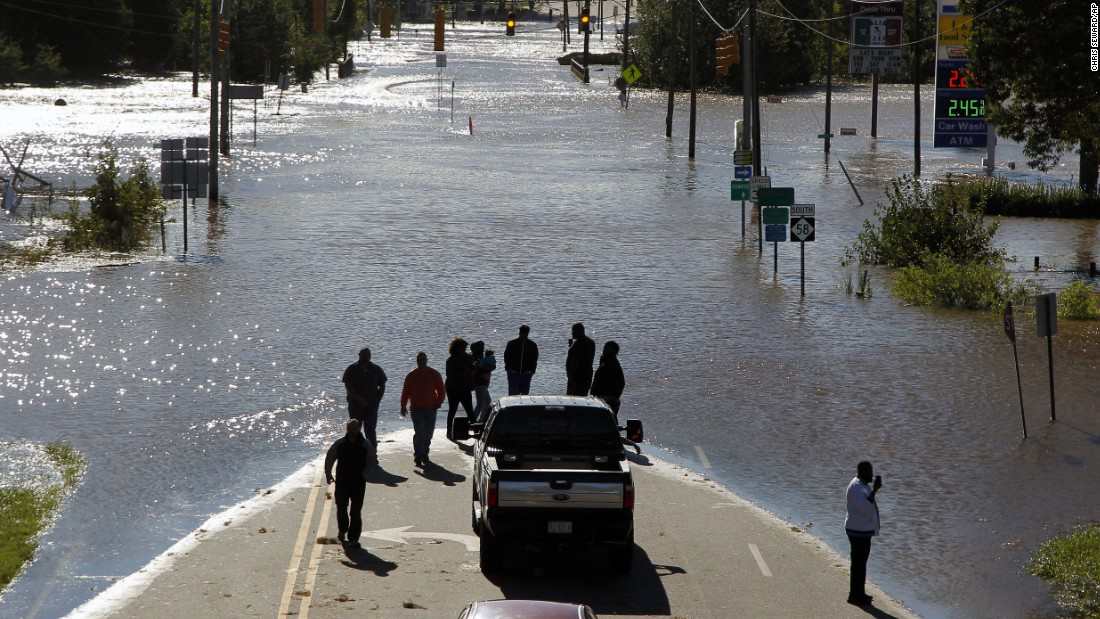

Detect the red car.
[{"left": 458, "top": 599, "right": 598, "bottom": 619}]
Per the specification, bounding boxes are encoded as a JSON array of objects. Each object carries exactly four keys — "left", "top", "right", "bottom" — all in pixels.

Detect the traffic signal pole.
[
  {"left": 582, "top": 1, "right": 591, "bottom": 83},
  {"left": 750, "top": 0, "right": 761, "bottom": 176}
]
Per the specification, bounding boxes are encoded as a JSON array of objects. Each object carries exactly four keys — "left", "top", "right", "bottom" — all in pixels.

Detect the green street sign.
[
  {"left": 622, "top": 64, "right": 642, "bottom": 85},
  {"left": 762, "top": 206, "right": 789, "bottom": 225},
  {"left": 758, "top": 187, "right": 795, "bottom": 206},
  {"left": 731, "top": 180, "right": 751, "bottom": 200},
  {"left": 817, "top": 133, "right": 834, "bottom": 139}
]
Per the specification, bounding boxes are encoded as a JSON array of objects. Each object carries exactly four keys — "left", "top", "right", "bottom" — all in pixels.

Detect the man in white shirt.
[{"left": 844, "top": 460, "right": 881, "bottom": 606}]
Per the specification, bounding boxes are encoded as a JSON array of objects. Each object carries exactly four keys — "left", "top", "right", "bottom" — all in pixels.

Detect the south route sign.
[{"left": 790, "top": 203, "right": 815, "bottom": 242}]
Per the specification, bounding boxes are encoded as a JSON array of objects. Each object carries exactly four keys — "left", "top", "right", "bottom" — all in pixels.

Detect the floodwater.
[{"left": 2, "top": 20, "right": 1099, "bottom": 619}]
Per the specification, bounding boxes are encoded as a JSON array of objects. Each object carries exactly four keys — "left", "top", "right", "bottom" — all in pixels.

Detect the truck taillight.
[
  {"left": 623, "top": 482, "right": 635, "bottom": 510},
  {"left": 487, "top": 480, "right": 499, "bottom": 507}
]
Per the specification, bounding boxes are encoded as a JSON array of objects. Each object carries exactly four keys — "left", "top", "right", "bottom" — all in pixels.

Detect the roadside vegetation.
[
  {"left": 0, "top": 0, "right": 365, "bottom": 86},
  {"left": 1058, "top": 282, "right": 1100, "bottom": 321},
  {"left": 949, "top": 176, "right": 1100, "bottom": 219},
  {"left": 63, "top": 149, "right": 165, "bottom": 253},
  {"left": 1029, "top": 525, "right": 1100, "bottom": 618},
  {"left": 847, "top": 175, "right": 1038, "bottom": 312},
  {"left": 0, "top": 442, "right": 85, "bottom": 592}
]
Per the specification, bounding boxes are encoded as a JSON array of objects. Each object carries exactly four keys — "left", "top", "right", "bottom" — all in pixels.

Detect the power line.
[
  {"left": 694, "top": 2, "right": 749, "bottom": 33},
  {"left": 24, "top": 0, "right": 179, "bottom": 21}
]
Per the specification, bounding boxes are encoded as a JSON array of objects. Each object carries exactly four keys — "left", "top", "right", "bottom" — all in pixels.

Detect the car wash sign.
[{"left": 933, "top": 0, "right": 987, "bottom": 148}]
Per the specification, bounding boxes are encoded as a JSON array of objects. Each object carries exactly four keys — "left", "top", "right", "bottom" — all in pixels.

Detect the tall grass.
[
  {"left": 1030, "top": 524, "right": 1100, "bottom": 617},
  {"left": 948, "top": 176, "right": 1100, "bottom": 219}
]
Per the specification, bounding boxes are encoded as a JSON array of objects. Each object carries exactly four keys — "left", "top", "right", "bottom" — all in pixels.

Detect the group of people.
[{"left": 336, "top": 323, "right": 627, "bottom": 466}]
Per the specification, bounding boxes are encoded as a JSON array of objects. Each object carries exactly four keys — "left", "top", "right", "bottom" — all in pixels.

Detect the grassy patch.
[
  {"left": 44, "top": 441, "right": 85, "bottom": 490},
  {"left": 1030, "top": 524, "right": 1100, "bottom": 617},
  {"left": 0, "top": 488, "right": 59, "bottom": 591},
  {"left": 0, "top": 242, "right": 56, "bottom": 270},
  {"left": 949, "top": 176, "right": 1100, "bottom": 219},
  {"left": 893, "top": 253, "right": 1039, "bottom": 312},
  {"left": 0, "top": 442, "right": 85, "bottom": 592}
]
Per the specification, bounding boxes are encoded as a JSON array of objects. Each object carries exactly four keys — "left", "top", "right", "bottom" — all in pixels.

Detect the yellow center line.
[
  {"left": 276, "top": 455, "right": 324, "bottom": 617},
  {"left": 297, "top": 486, "right": 334, "bottom": 619}
]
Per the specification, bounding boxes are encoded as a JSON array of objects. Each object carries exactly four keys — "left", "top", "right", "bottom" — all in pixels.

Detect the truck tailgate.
[{"left": 494, "top": 470, "right": 625, "bottom": 509}]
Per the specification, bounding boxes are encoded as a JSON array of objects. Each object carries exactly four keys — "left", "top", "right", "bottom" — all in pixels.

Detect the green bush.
[
  {"left": 1030, "top": 524, "right": 1100, "bottom": 617},
  {"left": 29, "top": 44, "right": 67, "bottom": 85},
  {"left": 0, "top": 35, "right": 25, "bottom": 86},
  {"left": 64, "top": 149, "right": 165, "bottom": 253},
  {"left": 849, "top": 175, "right": 1003, "bottom": 268},
  {"left": 950, "top": 175, "right": 1100, "bottom": 219},
  {"left": 893, "top": 252, "right": 1038, "bottom": 311},
  {"left": 1058, "top": 281, "right": 1100, "bottom": 320}
]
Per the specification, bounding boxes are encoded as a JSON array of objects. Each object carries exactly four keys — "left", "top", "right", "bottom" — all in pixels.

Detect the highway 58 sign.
[{"left": 790, "top": 204, "right": 815, "bottom": 242}]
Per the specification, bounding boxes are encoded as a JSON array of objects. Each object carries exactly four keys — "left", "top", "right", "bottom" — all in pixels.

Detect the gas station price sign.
[{"left": 933, "top": 0, "right": 987, "bottom": 148}]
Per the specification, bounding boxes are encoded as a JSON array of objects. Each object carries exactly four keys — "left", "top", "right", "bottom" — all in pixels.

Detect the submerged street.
[{"left": 1, "top": 19, "right": 1099, "bottom": 619}]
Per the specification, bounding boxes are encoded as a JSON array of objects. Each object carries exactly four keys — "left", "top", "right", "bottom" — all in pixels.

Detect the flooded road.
[{"left": 2, "top": 21, "right": 1099, "bottom": 619}]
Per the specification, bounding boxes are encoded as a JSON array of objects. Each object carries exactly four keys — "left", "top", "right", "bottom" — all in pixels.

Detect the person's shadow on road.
[
  {"left": 366, "top": 464, "right": 407, "bottom": 487},
  {"left": 415, "top": 462, "right": 466, "bottom": 486},
  {"left": 340, "top": 544, "right": 398, "bottom": 576},
  {"left": 854, "top": 604, "right": 904, "bottom": 619}
]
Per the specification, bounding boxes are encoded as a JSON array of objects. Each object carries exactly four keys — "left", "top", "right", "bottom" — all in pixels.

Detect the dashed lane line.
[
  {"left": 694, "top": 445, "right": 712, "bottom": 469},
  {"left": 749, "top": 543, "right": 773, "bottom": 577},
  {"left": 277, "top": 456, "right": 324, "bottom": 617}
]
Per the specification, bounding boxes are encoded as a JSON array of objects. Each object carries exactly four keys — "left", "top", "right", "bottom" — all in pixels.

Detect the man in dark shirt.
[
  {"left": 325, "top": 419, "right": 375, "bottom": 548},
  {"left": 342, "top": 347, "right": 386, "bottom": 448},
  {"left": 503, "top": 325, "right": 539, "bottom": 395},
  {"left": 565, "top": 322, "right": 595, "bottom": 396}
]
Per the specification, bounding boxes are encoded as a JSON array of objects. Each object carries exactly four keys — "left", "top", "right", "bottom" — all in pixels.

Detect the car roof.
[
  {"left": 467, "top": 599, "right": 589, "bottom": 619},
  {"left": 497, "top": 395, "right": 610, "bottom": 411}
]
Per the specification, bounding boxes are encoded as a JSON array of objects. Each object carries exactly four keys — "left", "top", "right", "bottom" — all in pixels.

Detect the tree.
[
  {"left": 967, "top": 0, "right": 1100, "bottom": 194},
  {"left": 127, "top": 0, "right": 186, "bottom": 72},
  {"left": 0, "top": 35, "right": 25, "bottom": 85}
]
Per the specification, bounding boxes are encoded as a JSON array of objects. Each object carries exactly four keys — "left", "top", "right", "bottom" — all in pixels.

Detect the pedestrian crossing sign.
[{"left": 622, "top": 64, "right": 642, "bottom": 85}]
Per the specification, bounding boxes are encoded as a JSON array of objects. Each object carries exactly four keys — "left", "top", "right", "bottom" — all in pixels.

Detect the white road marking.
[
  {"left": 298, "top": 487, "right": 334, "bottom": 619},
  {"left": 749, "top": 543, "right": 773, "bottom": 577},
  {"left": 277, "top": 459, "right": 324, "bottom": 617},
  {"left": 363, "top": 526, "right": 480, "bottom": 552},
  {"left": 694, "top": 445, "right": 712, "bottom": 469}
]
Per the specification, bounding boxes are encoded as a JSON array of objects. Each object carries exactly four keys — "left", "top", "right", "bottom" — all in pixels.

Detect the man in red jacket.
[{"left": 400, "top": 352, "right": 446, "bottom": 467}]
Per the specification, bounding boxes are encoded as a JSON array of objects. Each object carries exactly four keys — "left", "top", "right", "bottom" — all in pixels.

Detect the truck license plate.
[{"left": 548, "top": 521, "right": 572, "bottom": 534}]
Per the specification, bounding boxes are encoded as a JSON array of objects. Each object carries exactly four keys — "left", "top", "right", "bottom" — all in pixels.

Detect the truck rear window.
[{"left": 487, "top": 406, "right": 620, "bottom": 451}]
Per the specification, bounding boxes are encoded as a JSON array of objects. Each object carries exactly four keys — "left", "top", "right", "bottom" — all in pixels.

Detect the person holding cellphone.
[{"left": 844, "top": 460, "right": 882, "bottom": 607}]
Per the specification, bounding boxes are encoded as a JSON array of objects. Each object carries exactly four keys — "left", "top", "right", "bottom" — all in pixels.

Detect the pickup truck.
[{"left": 451, "top": 395, "right": 644, "bottom": 574}]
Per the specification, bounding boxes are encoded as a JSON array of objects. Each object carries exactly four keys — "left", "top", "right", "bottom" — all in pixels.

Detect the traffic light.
[
  {"left": 506, "top": 12, "right": 516, "bottom": 36},
  {"left": 580, "top": 8, "right": 590, "bottom": 33}
]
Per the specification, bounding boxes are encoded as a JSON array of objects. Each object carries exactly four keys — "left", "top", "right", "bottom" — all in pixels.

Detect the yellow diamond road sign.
[{"left": 622, "top": 64, "right": 642, "bottom": 85}]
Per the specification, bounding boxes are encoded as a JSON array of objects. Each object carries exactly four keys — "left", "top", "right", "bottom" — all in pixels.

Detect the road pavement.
[{"left": 99, "top": 429, "right": 917, "bottom": 619}]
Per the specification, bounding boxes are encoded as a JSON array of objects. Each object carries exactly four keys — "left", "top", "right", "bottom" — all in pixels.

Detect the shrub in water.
[
  {"left": 1058, "top": 281, "right": 1100, "bottom": 320},
  {"left": 893, "top": 253, "right": 1037, "bottom": 311},
  {"left": 1029, "top": 525, "right": 1100, "bottom": 617},
  {"left": 64, "top": 149, "right": 164, "bottom": 253},
  {"left": 848, "top": 175, "right": 1003, "bottom": 269}
]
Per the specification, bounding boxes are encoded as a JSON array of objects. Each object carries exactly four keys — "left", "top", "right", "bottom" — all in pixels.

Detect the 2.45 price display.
[{"left": 935, "top": 94, "right": 986, "bottom": 119}]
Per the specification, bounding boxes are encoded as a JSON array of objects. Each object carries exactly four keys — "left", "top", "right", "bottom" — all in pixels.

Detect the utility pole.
[
  {"left": 599, "top": 0, "right": 603, "bottom": 40},
  {"left": 208, "top": 0, "right": 219, "bottom": 200},
  {"left": 742, "top": 19, "right": 751, "bottom": 151},
  {"left": 665, "top": 62, "right": 675, "bottom": 138},
  {"left": 192, "top": 0, "right": 199, "bottom": 97},
  {"left": 623, "top": 0, "right": 630, "bottom": 67},
  {"left": 563, "top": 1, "right": 570, "bottom": 46},
  {"left": 750, "top": 0, "right": 761, "bottom": 175},
  {"left": 688, "top": 2, "right": 696, "bottom": 160},
  {"left": 913, "top": 0, "right": 922, "bottom": 177},
  {"left": 871, "top": 72, "right": 879, "bottom": 138},
  {"left": 220, "top": 0, "right": 231, "bottom": 157},
  {"left": 824, "top": 0, "right": 833, "bottom": 154}
]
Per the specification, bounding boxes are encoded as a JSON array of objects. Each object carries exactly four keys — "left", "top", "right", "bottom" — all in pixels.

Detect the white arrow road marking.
[
  {"left": 363, "top": 526, "right": 480, "bottom": 552},
  {"left": 694, "top": 446, "right": 712, "bottom": 469},
  {"left": 749, "top": 543, "right": 773, "bottom": 577}
]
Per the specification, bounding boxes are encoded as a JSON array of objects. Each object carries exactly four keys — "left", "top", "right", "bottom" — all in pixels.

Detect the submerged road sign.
[
  {"left": 734, "top": 164, "right": 752, "bottom": 179},
  {"left": 622, "top": 64, "right": 642, "bottom": 85},
  {"left": 764, "top": 224, "right": 787, "bottom": 242},
  {"left": 757, "top": 187, "right": 795, "bottom": 207},
  {"left": 731, "top": 180, "right": 751, "bottom": 201},
  {"left": 790, "top": 203, "right": 815, "bottom": 242},
  {"left": 762, "top": 206, "right": 789, "bottom": 225},
  {"left": 750, "top": 175, "right": 771, "bottom": 201}
]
